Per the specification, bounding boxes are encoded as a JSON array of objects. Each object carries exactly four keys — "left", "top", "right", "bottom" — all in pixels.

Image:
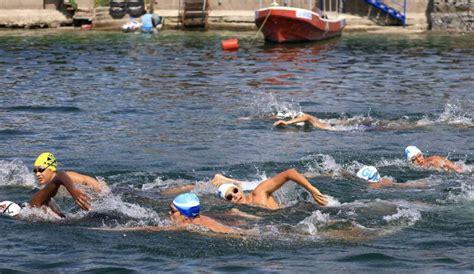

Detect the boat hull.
[{"left": 255, "top": 7, "right": 346, "bottom": 43}]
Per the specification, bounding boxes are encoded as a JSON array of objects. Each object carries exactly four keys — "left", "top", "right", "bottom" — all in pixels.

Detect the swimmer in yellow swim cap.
[{"left": 31, "top": 152, "right": 108, "bottom": 217}]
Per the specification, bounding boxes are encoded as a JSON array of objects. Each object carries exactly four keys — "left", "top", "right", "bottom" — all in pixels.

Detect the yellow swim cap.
[{"left": 34, "top": 152, "right": 57, "bottom": 171}]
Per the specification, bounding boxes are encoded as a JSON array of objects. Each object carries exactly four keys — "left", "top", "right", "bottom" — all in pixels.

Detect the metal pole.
[{"left": 403, "top": 0, "right": 407, "bottom": 27}]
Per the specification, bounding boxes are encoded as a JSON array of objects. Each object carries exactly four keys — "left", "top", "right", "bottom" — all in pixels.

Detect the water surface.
[{"left": 0, "top": 30, "right": 473, "bottom": 272}]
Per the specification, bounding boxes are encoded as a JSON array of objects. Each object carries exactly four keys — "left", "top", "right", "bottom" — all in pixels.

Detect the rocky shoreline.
[{"left": 431, "top": 0, "right": 473, "bottom": 32}]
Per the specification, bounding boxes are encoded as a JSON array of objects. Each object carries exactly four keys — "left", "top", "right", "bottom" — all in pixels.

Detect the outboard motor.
[
  {"left": 127, "top": 0, "right": 145, "bottom": 17},
  {"left": 109, "top": 0, "right": 127, "bottom": 19}
]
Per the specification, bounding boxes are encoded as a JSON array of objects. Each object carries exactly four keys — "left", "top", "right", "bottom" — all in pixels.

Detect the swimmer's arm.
[
  {"left": 91, "top": 226, "right": 182, "bottom": 232},
  {"left": 198, "top": 215, "right": 242, "bottom": 234},
  {"left": 273, "top": 114, "right": 310, "bottom": 127},
  {"left": 30, "top": 181, "right": 61, "bottom": 207},
  {"left": 254, "top": 169, "right": 327, "bottom": 206},
  {"left": 56, "top": 173, "right": 91, "bottom": 211},
  {"left": 273, "top": 114, "right": 329, "bottom": 130},
  {"left": 228, "top": 208, "right": 262, "bottom": 220},
  {"left": 368, "top": 178, "right": 395, "bottom": 189},
  {"left": 443, "top": 159, "right": 463, "bottom": 173},
  {"left": 211, "top": 174, "right": 244, "bottom": 188},
  {"left": 160, "top": 185, "right": 195, "bottom": 196},
  {"left": 369, "top": 178, "right": 428, "bottom": 189}
]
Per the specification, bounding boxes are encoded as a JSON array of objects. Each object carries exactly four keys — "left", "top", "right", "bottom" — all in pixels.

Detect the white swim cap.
[
  {"left": 405, "top": 146, "right": 422, "bottom": 160},
  {"left": 0, "top": 201, "right": 21, "bottom": 217},
  {"left": 217, "top": 183, "right": 238, "bottom": 199},
  {"left": 356, "top": 166, "right": 381, "bottom": 183}
]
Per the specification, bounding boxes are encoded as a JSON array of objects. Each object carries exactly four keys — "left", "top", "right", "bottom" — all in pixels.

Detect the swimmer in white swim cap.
[
  {"left": 356, "top": 165, "right": 428, "bottom": 189},
  {"left": 216, "top": 169, "right": 327, "bottom": 209},
  {"left": 404, "top": 146, "right": 463, "bottom": 172}
]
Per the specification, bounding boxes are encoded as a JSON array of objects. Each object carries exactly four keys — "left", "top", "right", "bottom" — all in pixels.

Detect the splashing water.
[
  {"left": 0, "top": 160, "right": 37, "bottom": 188},
  {"left": 93, "top": 193, "right": 161, "bottom": 223},
  {"left": 303, "top": 154, "right": 343, "bottom": 177},
  {"left": 383, "top": 207, "right": 422, "bottom": 226},
  {"left": 437, "top": 101, "right": 473, "bottom": 126},
  {"left": 296, "top": 210, "right": 331, "bottom": 235},
  {"left": 18, "top": 205, "right": 63, "bottom": 222}
]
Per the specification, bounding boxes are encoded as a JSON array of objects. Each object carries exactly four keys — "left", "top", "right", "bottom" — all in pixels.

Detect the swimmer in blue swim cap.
[
  {"left": 356, "top": 165, "right": 428, "bottom": 189},
  {"left": 96, "top": 193, "right": 245, "bottom": 234},
  {"left": 405, "top": 146, "right": 463, "bottom": 172}
]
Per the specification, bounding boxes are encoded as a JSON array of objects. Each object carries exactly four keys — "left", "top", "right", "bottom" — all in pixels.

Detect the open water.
[{"left": 0, "top": 30, "right": 473, "bottom": 272}]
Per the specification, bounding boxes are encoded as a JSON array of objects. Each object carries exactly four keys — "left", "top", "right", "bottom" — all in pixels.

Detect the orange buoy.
[{"left": 221, "top": 38, "right": 239, "bottom": 51}]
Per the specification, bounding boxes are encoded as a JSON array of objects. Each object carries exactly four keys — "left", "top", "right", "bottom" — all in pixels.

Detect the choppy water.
[{"left": 0, "top": 29, "right": 473, "bottom": 272}]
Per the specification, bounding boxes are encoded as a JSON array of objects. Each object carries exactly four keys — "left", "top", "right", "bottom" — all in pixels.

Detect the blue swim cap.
[{"left": 172, "top": 193, "right": 200, "bottom": 218}]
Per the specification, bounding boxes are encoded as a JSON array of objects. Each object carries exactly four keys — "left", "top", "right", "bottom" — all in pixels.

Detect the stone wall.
[
  {"left": 0, "top": 0, "right": 62, "bottom": 10},
  {"left": 430, "top": 0, "right": 473, "bottom": 31},
  {"left": 0, "top": 0, "right": 44, "bottom": 9}
]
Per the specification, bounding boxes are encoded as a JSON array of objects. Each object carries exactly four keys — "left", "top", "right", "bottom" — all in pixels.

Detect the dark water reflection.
[{"left": 0, "top": 30, "right": 473, "bottom": 272}]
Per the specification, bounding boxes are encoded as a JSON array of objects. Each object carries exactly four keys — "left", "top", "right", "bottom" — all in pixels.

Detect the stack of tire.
[
  {"left": 109, "top": 0, "right": 127, "bottom": 19},
  {"left": 109, "top": 0, "right": 145, "bottom": 19},
  {"left": 127, "top": 0, "right": 145, "bottom": 18}
]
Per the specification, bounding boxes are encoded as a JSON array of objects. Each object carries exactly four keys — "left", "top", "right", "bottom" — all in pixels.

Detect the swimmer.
[
  {"left": 97, "top": 193, "right": 244, "bottom": 234},
  {"left": 217, "top": 169, "right": 328, "bottom": 209},
  {"left": 273, "top": 112, "right": 330, "bottom": 130},
  {"left": 1, "top": 170, "right": 91, "bottom": 219},
  {"left": 30, "top": 152, "right": 105, "bottom": 216},
  {"left": 356, "top": 166, "right": 428, "bottom": 189},
  {"left": 34, "top": 152, "right": 106, "bottom": 194},
  {"left": 405, "top": 146, "right": 463, "bottom": 173}
]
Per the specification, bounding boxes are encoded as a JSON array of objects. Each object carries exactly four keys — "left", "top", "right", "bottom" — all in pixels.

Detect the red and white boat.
[{"left": 255, "top": 6, "right": 346, "bottom": 43}]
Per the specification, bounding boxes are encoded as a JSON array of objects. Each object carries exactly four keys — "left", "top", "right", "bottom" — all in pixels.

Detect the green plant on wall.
[
  {"left": 95, "top": 0, "right": 110, "bottom": 7},
  {"left": 67, "top": 0, "right": 78, "bottom": 9}
]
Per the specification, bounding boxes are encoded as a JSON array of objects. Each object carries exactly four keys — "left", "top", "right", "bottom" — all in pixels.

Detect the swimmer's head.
[
  {"left": 356, "top": 166, "right": 381, "bottom": 183},
  {"left": 34, "top": 152, "right": 57, "bottom": 172},
  {"left": 34, "top": 152, "right": 58, "bottom": 185},
  {"left": 0, "top": 201, "right": 21, "bottom": 217},
  {"left": 217, "top": 183, "right": 244, "bottom": 203},
  {"left": 172, "top": 193, "right": 200, "bottom": 218},
  {"left": 405, "top": 146, "right": 422, "bottom": 161}
]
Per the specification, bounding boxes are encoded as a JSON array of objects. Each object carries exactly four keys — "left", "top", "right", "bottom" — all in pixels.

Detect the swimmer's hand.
[
  {"left": 70, "top": 188, "right": 91, "bottom": 211},
  {"left": 273, "top": 120, "right": 288, "bottom": 127},
  {"left": 311, "top": 189, "right": 328, "bottom": 206}
]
